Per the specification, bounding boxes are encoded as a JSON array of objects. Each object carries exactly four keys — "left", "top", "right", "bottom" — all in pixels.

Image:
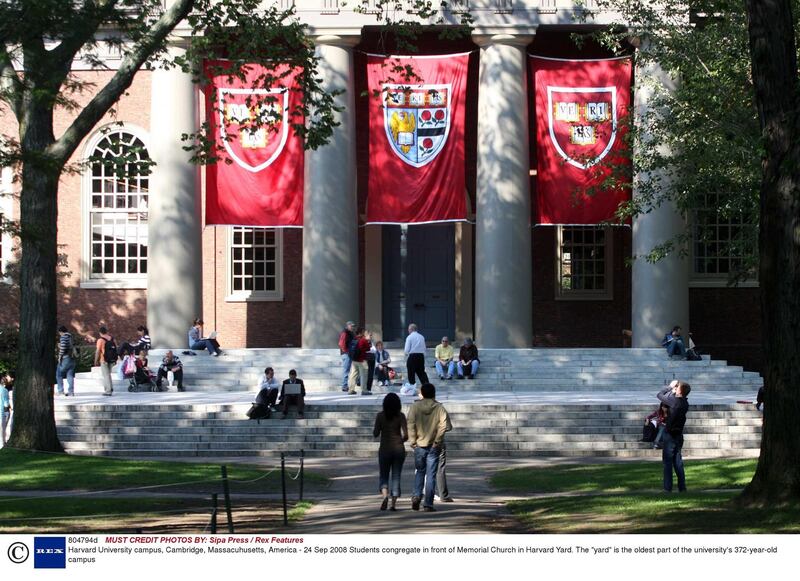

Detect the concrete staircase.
[
  {"left": 72, "top": 348, "right": 763, "bottom": 393},
  {"left": 55, "top": 348, "right": 763, "bottom": 459},
  {"left": 55, "top": 402, "right": 762, "bottom": 458}
]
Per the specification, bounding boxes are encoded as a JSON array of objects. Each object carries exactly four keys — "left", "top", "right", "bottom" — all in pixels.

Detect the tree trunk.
[
  {"left": 6, "top": 105, "right": 63, "bottom": 452},
  {"left": 741, "top": 0, "right": 800, "bottom": 503}
]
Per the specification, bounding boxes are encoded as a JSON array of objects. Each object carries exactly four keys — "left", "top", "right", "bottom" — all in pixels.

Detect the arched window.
[{"left": 82, "top": 127, "right": 150, "bottom": 287}]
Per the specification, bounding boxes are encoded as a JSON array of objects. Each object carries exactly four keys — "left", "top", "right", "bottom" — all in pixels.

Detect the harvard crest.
[
  {"left": 217, "top": 87, "right": 289, "bottom": 173},
  {"left": 382, "top": 84, "right": 451, "bottom": 167},
  {"left": 547, "top": 86, "right": 618, "bottom": 170}
]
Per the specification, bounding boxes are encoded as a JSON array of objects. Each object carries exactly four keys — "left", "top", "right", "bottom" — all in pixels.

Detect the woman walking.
[{"left": 373, "top": 392, "right": 408, "bottom": 511}]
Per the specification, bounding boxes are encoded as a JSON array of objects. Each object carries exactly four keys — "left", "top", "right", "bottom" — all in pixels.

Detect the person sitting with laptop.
[
  {"left": 188, "top": 318, "right": 223, "bottom": 357},
  {"left": 280, "top": 369, "right": 306, "bottom": 419}
]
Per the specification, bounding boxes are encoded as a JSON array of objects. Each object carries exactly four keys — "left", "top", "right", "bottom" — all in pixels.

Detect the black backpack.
[
  {"left": 103, "top": 337, "right": 118, "bottom": 363},
  {"left": 246, "top": 404, "right": 270, "bottom": 420}
]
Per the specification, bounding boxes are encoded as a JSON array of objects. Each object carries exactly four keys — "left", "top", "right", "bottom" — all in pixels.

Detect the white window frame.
[
  {"left": 226, "top": 226, "right": 284, "bottom": 302},
  {"left": 81, "top": 124, "right": 150, "bottom": 289},
  {"left": 555, "top": 225, "right": 614, "bottom": 301},
  {"left": 0, "top": 165, "right": 14, "bottom": 284},
  {"left": 690, "top": 193, "right": 758, "bottom": 288}
]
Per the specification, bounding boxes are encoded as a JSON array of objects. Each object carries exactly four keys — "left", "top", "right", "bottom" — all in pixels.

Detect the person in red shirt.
[{"left": 348, "top": 327, "right": 372, "bottom": 396}]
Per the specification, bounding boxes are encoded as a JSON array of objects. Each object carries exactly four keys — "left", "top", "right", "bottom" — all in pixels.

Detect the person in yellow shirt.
[{"left": 434, "top": 337, "right": 455, "bottom": 380}]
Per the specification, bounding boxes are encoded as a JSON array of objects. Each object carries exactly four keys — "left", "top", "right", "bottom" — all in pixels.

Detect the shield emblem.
[
  {"left": 382, "top": 84, "right": 451, "bottom": 168},
  {"left": 217, "top": 87, "right": 290, "bottom": 173},
  {"left": 547, "top": 86, "right": 618, "bottom": 170}
]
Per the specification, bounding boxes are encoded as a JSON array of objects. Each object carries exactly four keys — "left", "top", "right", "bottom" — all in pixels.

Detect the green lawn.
[
  {"left": 506, "top": 493, "right": 800, "bottom": 534},
  {"left": 493, "top": 459, "right": 800, "bottom": 534},
  {"left": 0, "top": 448, "right": 328, "bottom": 494},
  {"left": 0, "top": 496, "right": 314, "bottom": 533},
  {"left": 491, "top": 459, "right": 757, "bottom": 493}
]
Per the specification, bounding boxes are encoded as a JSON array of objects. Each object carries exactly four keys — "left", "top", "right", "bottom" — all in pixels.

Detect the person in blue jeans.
[
  {"left": 407, "top": 383, "right": 451, "bottom": 512},
  {"left": 662, "top": 326, "right": 686, "bottom": 359},
  {"left": 657, "top": 380, "right": 691, "bottom": 492},
  {"left": 338, "top": 321, "right": 356, "bottom": 392},
  {"left": 373, "top": 393, "right": 408, "bottom": 511},
  {"left": 56, "top": 326, "right": 77, "bottom": 396},
  {"left": 188, "top": 318, "right": 222, "bottom": 356}
]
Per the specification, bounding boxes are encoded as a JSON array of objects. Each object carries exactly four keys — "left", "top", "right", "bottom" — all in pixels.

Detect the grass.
[
  {"left": 506, "top": 493, "right": 800, "bottom": 534},
  {"left": 0, "top": 448, "right": 328, "bottom": 494},
  {"left": 494, "top": 459, "right": 800, "bottom": 533},
  {"left": 491, "top": 459, "right": 757, "bottom": 493},
  {"left": 0, "top": 496, "right": 315, "bottom": 533}
]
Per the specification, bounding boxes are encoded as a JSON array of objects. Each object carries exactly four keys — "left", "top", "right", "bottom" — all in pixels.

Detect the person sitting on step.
[
  {"left": 434, "top": 336, "right": 456, "bottom": 380},
  {"left": 132, "top": 350, "right": 156, "bottom": 390},
  {"left": 156, "top": 350, "right": 184, "bottom": 392},
  {"left": 456, "top": 338, "right": 480, "bottom": 379},
  {"left": 257, "top": 367, "right": 280, "bottom": 411},
  {"left": 280, "top": 369, "right": 306, "bottom": 419},
  {"left": 188, "top": 318, "right": 222, "bottom": 357},
  {"left": 374, "top": 341, "right": 393, "bottom": 386},
  {"left": 662, "top": 326, "right": 686, "bottom": 360}
]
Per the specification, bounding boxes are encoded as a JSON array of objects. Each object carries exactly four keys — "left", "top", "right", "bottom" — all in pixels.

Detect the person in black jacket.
[
  {"left": 657, "top": 380, "right": 691, "bottom": 492},
  {"left": 280, "top": 369, "right": 306, "bottom": 419}
]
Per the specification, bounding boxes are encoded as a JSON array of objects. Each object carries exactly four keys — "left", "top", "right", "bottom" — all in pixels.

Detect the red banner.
[
  {"left": 204, "top": 61, "right": 304, "bottom": 226},
  {"left": 532, "top": 56, "right": 633, "bottom": 224},
  {"left": 366, "top": 53, "right": 469, "bottom": 224}
]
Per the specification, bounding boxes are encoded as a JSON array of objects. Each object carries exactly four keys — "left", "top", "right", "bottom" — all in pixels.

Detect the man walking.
[
  {"left": 407, "top": 383, "right": 450, "bottom": 512},
  {"left": 93, "top": 325, "right": 117, "bottom": 396},
  {"left": 338, "top": 321, "right": 356, "bottom": 392},
  {"left": 404, "top": 323, "right": 429, "bottom": 386},
  {"left": 657, "top": 380, "right": 691, "bottom": 492}
]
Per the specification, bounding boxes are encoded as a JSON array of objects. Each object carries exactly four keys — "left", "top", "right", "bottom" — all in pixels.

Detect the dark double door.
[{"left": 382, "top": 224, "right": 455, "bottom": 343}]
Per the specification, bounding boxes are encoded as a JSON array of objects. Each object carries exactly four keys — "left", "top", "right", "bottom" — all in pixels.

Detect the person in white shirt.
[
  {"left": 404, "top": 323, "right": 429, "bottom": 386},
  {"left": 257, "top": 367, "right": 281, "bottom": 410}
]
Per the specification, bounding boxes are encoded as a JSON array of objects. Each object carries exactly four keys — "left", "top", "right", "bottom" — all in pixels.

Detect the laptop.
[
  {"left": 204, "top": 331, "right": 218, "bottom": 340},
  {"left": 283, "top": 383, "right": 302, "bottom": 395}
]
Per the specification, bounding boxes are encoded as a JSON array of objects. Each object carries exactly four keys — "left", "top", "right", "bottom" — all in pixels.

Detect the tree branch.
[
  {"left": 47, "top": 0, "right": 196, "bottom": 165},
  {"left": 48, "top": 0, "right": 123, "bottom": 79},
  {"left": 0, "top": 43, "right": 23, "bottom": 117}
]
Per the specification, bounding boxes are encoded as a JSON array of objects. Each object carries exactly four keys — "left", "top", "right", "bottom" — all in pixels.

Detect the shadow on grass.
[
  {"left": 491, "top": 459, "right": 757, "bottom": 493},
  {"left": 0, "top": 449, "right": 329, "bottom": 494}
]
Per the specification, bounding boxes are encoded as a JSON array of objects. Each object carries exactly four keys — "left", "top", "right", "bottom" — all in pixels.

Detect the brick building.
[{"left": 0, "top": 2, "right": 761, "bottom": 371}]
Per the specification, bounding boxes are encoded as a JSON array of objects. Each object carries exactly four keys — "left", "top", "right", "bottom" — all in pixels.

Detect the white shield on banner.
[
  {"left": 547, "top": 86, "right": 618, "bottom": 170},
  {"left": 382, "top": 84, "right": 451, "bottom": 168},
  {"left": 217, "top": 87, "right": 290, "bottom": 173}
]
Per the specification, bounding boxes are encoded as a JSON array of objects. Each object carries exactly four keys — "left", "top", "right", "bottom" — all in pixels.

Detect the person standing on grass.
[
  {"left": 373, "top": 392, "right": 408, "bottom": 511},
  {"left": 93, "top": 325, "right": 117, "bottom": 396},
  {"left": 407, "top": 383, "right": 450, "bottom": 512},
  {"left": 657, "top": 380, "right": 691, "bottom": 493}
]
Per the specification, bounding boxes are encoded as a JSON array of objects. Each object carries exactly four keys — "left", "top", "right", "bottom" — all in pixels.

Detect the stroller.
[{"left": 127, "top": 359, "right": 158, "bottom": 392}]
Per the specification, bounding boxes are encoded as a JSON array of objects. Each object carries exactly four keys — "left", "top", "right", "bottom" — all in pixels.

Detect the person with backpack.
[
  {"left": 348, "top": 327, "right": 372, "bottom": 396},
  {"left": 56, "top": 325, "right": 77, "bottom": 396},
  {"left": 338, "top": 321, "right": 356, "bottom": 392},
  {"left": 94, "top": 325, "right": 117, "bottom": 396}
]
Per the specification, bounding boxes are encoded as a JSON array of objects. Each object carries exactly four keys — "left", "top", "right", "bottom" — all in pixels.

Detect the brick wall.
[
  {"left": 689, "top": 287, "right": 762, "bottom": 372},
  {"left": 532, "top": 226, "right": 633, "bottom": 347}
]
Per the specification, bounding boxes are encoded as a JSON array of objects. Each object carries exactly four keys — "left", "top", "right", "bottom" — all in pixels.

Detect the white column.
[
  {"left": 302, "top": 35, "right": 360, "bottom": 348},
  {"left": 147, "top": 43, "right": 202, "bottom": 349},
  {"left": 631, "top": 56, "right": 690, "bottom": 347},
  {"left": 474, "top": 34, "right": 533, "bottom": 348}
]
